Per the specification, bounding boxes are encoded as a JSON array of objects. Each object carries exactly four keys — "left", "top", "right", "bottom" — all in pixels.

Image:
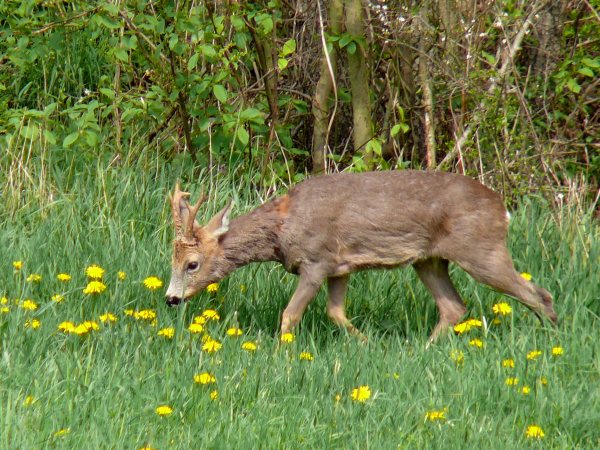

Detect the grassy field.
[{"left": 0, "top": 161, "right": 599, "bottom": 449}]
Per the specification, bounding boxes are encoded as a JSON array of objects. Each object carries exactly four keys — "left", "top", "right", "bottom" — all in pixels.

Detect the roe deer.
[{"left": 165, "top": 170, "right": 557, "bottom": 342}]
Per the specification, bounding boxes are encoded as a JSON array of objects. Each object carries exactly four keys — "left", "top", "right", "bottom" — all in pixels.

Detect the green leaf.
[
  {"left": 346, "top": 42, "right": 357, "bottom": 55},
  {"left": 339, "top": 33, "right": 352, "bottom": 48},
  {"left": 94, "top": 14, "right": 121, "bottom": 30},
  {"left": 213, "top": 84, "right": 228, "bottom": 103},
  {"left": 366, "top": 138, "right": 382, "bottom": 156},
  {"left": 168, "top": 34, "right": 179, "bottom": 50},
  {"left": 566, "top": 78, "right": 581, "bottom": 93},
  {"left": 20, "top": 125, "right": 39, "bottom": 141},
  {"left": 577, "top": 67, "right": 594, "bottom": 77},
  {"left": 200, "top": 44, "right": 217, "bottom": 58},
  {"left": 582, "top": 57, "right": 600, "bottom": 68},
  {"left": 63, "top": 132, "right": 79, "bottom": 148},
  {"left": 237, "top": 127, "right": 249, "bottom": 146},
  {"left": 239, "top": 108, "right": 264, "bottom": 121},
  {"left": 85, "top": 131, "right": 99, "bottom": 147},
  {"left": 391, "top": 123, "right": 410, "bottom": 136},
  {"left": 278, "top": 58, "right": 288, "bottom": 70},
  {"left": 99, "top": 88, "right": 115, "bottom": 100},
  {"left": 113, "top": 48, "right": 128, "bottom": 62},
  {"left": 280, "top": 39, "right": 296, "bottom": 57},
  {"left": 44, "top": 130, "right": 57, "bottom": 145},
  {"left": 188, "top": 53, "right": 199, "bottom": 71}
]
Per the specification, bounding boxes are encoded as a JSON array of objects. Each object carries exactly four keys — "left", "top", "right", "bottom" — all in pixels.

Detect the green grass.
[{"left": 0, "top": 161, "right": 599, "bottom": 449}]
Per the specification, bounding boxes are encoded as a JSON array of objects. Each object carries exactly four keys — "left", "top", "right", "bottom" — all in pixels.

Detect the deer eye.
[{"left": 187, "top": 261, "right": 199, "bottom": 272}]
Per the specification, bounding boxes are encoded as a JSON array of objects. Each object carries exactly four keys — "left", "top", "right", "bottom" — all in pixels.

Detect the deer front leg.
[
  {"left": 327, "top": 275, "right": 366, "bottom": 340},
  {"left": 281, "top": 273, "right": 323, "bottom": 335}
]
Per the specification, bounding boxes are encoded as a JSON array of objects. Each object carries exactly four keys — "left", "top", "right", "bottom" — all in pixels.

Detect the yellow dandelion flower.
[
  {"left": 1, "top": 306, "right": 9, "bottom": 314},
  {"left": 450, "top": 349, "right": 464, "bottom": 365},
  {"left": 134, "top": 309, "right": 157, "bottom": 321},
  {"left": 350, "top": 385, "right": 372, "bottom": 403},
  {"left": 1, "top": 297, "right": 7, "bottom": 305},
  {"left": 540, "top": 376, "right": 548, "bottom": 386},
  {"left": 206, "top": 283, "right": 219, "bottom": 294},
  {"left": 525, "top": 425, "right": 545, "bottom": 439},
  {"left": 155, "top": 405, "right": 173, "bottom": 416},
  {"left": 82, "top": 320, "right": 99, "bottom": 331},
  {"left": 469, "top": 338, "right": 484, "bottom": 348},
  {"left": 210, "top": 390, "right": 218, "bottom": 401},
  {"left": 193, "top": 315, "right": 207, "bottom": 325},
  {"left": 520, "top": 272, "right": 532, "bottom": 281},
  {"left": 241, "top": 341, "right": 257, "bottom": 352},
  {"left": 100, "top": 313, "right": 118, "bottom": 323},
  {"left": 194, "top": 372, "right": 216, "bottom": 385},
  {"left": 551, "top": 346, "right": 563, "bottom": 356},
  {"left": 57, "top": 273, "right": 71, "bottom": 282},
  {"left": 425, "top": 408, "right": 447, "bottom": 422},
  {"left": 139, "top": 446, "right": 156, "bottom": 450},
  {"left": 158, "top": 327, "right": 175, "bottom": 338},
  {"left": 83, "top": 280, "right": 106, "bottom": 295},
  {"left": 226, "top": 327, "right": 243, "bottom": 337},
  {"left": 21, "top": 299, "right": 38, "bottom": 311},
  {"left": 58, "top": 321, "right": 76, "bottom": 333},
  {"left": 492, "top": 317, "right": 501, "bottom": 325},
  {"left": 124, "top": 309, "right": 134, "bottom": 316},
  {"left": 86, "top": 264, "right": 104, "bottom": 279},
  {"left": 188, "top": 323, "right": 204, "bottom": 334},
  {"left": 526, "top": 350, "right": 542, "bottom": 361},
  {"left": 502, "top": 359, "right": 515, "bottom": 368},
  {"left": 51, "top": 294, "right": 64, "bottom": 303},
  {"left": 505, "top": 377, "right": 519, "bottom": 386},
  {"left": 521, "top": 386, "right": 531, "bottom": 395},
  {"left": 299, "top": 351, "right": 314, "bottom": 361},
  {"left": 26, "top": 273, "right": 42, "bottom": 283},
  {"left": 12, "top": 260, "right": 23, "bottom": 270},
  {"left": 280, "top": 332, "right": 295, "bottom": 343},
  {"left": 492, "top": 302, "right": 512, "bottom": 316},
  {"left": 202, "top": 309, "right": 220, "bottom": 321},
  {"left": 25, "top": 319, "right": 41, "bottom": 329},
  {"left": 118, "top": 271, "right": 126, "bottom": 280},
  {"left": 143, "top": 276, "right": 163, "bottom": 290},
  {"left": 453, "top": 318, "right": 482, "bottom": 334},
  {"left": 239, "top": 284, "right": 247, "bottom": 293},
  {"left": 23, "top": 395, "right": 35, "bottom": 406},
  {"left": 202, "top": 338, "right": 222, "bottom": 353},
  {"left": 54, "top": 428, "right": 70, "bottom": 438}
]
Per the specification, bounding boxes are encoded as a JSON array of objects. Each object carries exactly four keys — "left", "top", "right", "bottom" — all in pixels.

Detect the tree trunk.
[
  {"left": 418, "top": 2, "right": 436, "bottom": 169},
  {"left": 311, "top": 0, "right": 343, "bottom": 174},
  {"left": 345, "top": 0, "right": 373, "bottom": 168}
]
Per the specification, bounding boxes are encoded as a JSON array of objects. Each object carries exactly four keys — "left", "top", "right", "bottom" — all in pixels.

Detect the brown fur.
[{"left": 166, "top": 170, "right": 557, "bottom": 342}]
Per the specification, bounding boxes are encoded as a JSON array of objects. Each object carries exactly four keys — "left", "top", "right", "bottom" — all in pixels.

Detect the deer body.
[{"left": 167, "top": 170, "right": 557, "bottom": 342}]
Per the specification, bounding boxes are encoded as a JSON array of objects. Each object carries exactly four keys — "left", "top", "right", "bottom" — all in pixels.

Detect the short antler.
[{"left": 169, "top": 183, "right": 207, "bottom": 241}]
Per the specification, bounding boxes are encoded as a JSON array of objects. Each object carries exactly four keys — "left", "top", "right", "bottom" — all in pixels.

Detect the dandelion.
[
  {"left": 194, "top": 372, "right": 217, "bottom": 385},
  {"left": 206, "top": 283, "right": 219, "bottom": 294},
  {"left": 469, "top": 338, "right": 484, "bottom": 348},
  {"left": 1, "top": 307, "right": 9, "bottom": 314},
  {"left": 52, "top": 294, "right": 64, "bottom": 303},
  {"left": 453, "top": 318, "right": 482, "bottom": 334},
  {"left": 23, "top": 395, "right": 35, "bottom": 406},
  {"left": 124, "top": 309, "right": 135, "bottom": 316},
  {"left": 21, "top": 299, "right": 38, "bottom": 311},
  {"left": 425, "top": 408, "right": 447, "bottom": 422},
  {"left": 492, "top": 302, "right": 512, "bottom": 316},
  {"left": 12, "top": 260, "right": 23, "bottom": 270},
  {"left": 86, "top": 264, "right": 104, "bottom": 279},
  {"left": 241, "top": 341, "right": 257, "bottom": 352},
  {"left": 526, "top": 350, "right": 542, "bottom": 361},
  {"left": 210, "top": 390, "right": 218, "bottom": 401},
  {"left": 202, "top": 309, "right": 220, "bottom": 321},
  {"left": 450, "top": 349, "right": 464, "bottom": 365},
  {"left": 350, "top": 385, "right": 372, "bottom": 403},
  {"left": 525, "top": 425, "right": 545, "bottom": 439},
  {"left": 551, "top": 346, "right": 563, "bottom": 356},
  {"left": 158, "top": 327, "right": 175, "bottom": 338},
  {"left": 202, "top": 337, "right": 222, "bottom": 353},
  {"left": 226, "top": 327, "right": 243, "bottom": 337},
  {"left": 520, "top": 272, "right": 532, "bottom": 281},
  {"left": 194, "top": 315, "right": 207, "bottom": 325},
  {"left": 143, "top": 276, "right": 163, "bottom": 290},
  {"left": 26, "top": 274, "right": 42, "bottom": 283},
  {"left": 118, "top": 271, "right": 126, "bottom": 281},
  {"left": 540, "top": 376, "right": 548, "bottom": 386},
  {"left": 502, "top": 359, "right": 515, "bottom": 368},
  {"left": 299, "top": 351, "right": 314, "bottom": 361},
  {"left": 57, "top": 273, "right": 71, "bottom": 282},
  {"left": 58, "top": 321, "right": 76, "bottom": 333},
  {"left": 1, "top": 297, "right": 7, "bottom": 305},
  {"left": 155, "top": 405, "right": 173, "bottom": 417},
  {"left": 239, "top": 284, "right": 247, "bottom": 293},
  {"left": 25, "top": 319, "right": 41, "bottom": 329},
  {"left": 521, "top": 386, "right": 531, "bottom": 395},
  {"left": 134, "top": 310, "right": 157, "bottom": 321},
  {"left": 505, "top": 377, "right": 519, "bottom": 386},
  {"left": 54, "top": 428, "right": 70, "bottom": 438},
  {"left": 83, "top": 280, "right": 106, "bottom": 295},
  {"left": 188, "top": 323, "right": 204, "bottom": 334},
  {"left": 280, "top": 332, "right": 295, "bottom": 343},
  {"left": 100, "top": 313, "right": 118, "bottom": 323}
]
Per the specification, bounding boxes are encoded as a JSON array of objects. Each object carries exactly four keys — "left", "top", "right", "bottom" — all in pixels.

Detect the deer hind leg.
[
  {"left": 414, "top": 258, "right": 467, "bottom": 344},
  {"left": 326, "top": 275, "right": 366, "bottom": 340},
  {"left": 456, "top": 245, "right": 557, "bottom": 324},
  {"left": 281, "top": 272, "right": 323, "bottom": 335}
]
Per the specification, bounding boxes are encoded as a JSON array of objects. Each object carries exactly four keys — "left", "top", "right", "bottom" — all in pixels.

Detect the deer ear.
[{"left": 205, "top": 201, "right": 234, "bottom": 238}]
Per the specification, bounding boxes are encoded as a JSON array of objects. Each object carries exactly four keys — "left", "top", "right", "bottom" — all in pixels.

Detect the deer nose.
[{"left": 166, "top": 296, "right": 182, "bottom": 307}]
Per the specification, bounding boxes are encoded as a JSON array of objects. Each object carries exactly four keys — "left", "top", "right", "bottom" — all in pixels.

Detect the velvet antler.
[{"left": 169, "top": 183, "right": 207, "bottom": 241}]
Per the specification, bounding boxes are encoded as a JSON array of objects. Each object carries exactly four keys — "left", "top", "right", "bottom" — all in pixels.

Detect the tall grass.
[{"left": 0, "top": 149, "right": 598, "bottom": 449}]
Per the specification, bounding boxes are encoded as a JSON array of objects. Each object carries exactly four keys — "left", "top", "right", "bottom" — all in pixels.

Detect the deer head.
[{"left": 165, "top": 184, "right": 233, "bottom": 306}]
